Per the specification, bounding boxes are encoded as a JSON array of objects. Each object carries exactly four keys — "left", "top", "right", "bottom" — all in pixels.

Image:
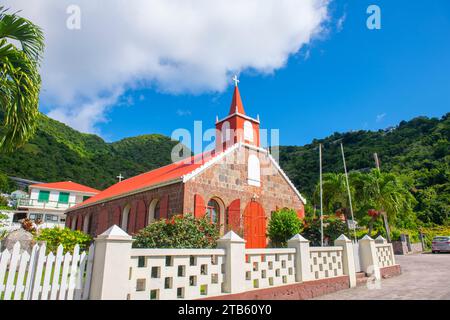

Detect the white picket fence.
[{"left": 0, "top": 242, "right": 94, "bottom": 300}]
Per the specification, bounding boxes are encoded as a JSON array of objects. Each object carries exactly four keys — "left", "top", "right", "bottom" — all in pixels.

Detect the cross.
[
  {"left": 116, "top": 173, "right": 124, "bottom": 182},
  {"left": 232, "top": 74, "right": 240, "bottom": 87}
]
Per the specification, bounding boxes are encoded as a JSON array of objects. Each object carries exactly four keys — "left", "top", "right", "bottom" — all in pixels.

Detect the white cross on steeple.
[
  {"left": 116, "top": 173, "right": 124, "bottom": 182},
  {"left": 232, "top": 74, "right": 240, "bottom": 87}
]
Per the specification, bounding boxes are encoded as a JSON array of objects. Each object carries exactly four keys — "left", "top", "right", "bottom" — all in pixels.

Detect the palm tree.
[
  {"left": 356, "top": 170, "right": 416, "bottom": 240},
  {"left": 0, "top": 6, "right": 44, "bottom": 152},
  {"left": 313, "top": 172, "right": 355, "bottom": 218}
]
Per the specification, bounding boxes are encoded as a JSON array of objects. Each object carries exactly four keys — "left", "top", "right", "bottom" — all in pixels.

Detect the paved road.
[{"left": 312, "top": 253, "right": 450, "bottom": 300}]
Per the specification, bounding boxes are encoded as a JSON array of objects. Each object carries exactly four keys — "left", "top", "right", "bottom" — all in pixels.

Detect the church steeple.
[
  {"left": 215, "top": 75, "right": 260, "bottom": 151},
  {"left": 228, "top": 77, "right": 246, "bottom": 115}
]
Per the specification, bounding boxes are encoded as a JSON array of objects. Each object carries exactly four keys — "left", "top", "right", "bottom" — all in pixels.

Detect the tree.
[
  {"left": 267, "top": 208, "right": 303, "bottom": 247},
  {"left": 313, "top": 172, "right": 355, "bottom": 219},
  {"left": 0, "top": 6, "right": 44, "bottom": 152},
  {"left": 352, "top": 170, "right": 417, "bottom": 238}
]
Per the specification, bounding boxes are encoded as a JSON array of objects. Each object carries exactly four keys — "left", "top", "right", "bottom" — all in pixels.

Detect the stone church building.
[{"left": 65, "top": 81, "right": 306, "bottom": 248}]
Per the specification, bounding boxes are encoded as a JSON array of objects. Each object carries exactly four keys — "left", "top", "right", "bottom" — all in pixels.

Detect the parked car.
[{"left": 431, "top": 236, "right": 450, "bottom": 253}]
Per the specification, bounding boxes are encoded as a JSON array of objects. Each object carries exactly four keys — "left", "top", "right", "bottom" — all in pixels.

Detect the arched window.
[
  {"left": 206, "top": 199, "right": 220, "bottom": 224},
  {"left": 248, "top": 154, "right": 261, "bottom": 186},
  {"left": 121, "top": 205, "right": 130, "bottom": 231},
  {"left": 148, "top": 199, "right": 160, "bottom": 224},
  {"left": 244, "top": 121, "right": 254, "bottom": 142},
  {"left": 221, "top": 121, "right": 231, "bottom": 142}
]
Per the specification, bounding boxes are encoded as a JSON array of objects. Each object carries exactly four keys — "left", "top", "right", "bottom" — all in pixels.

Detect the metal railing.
[{"left": 17, "top": 198, "right": 78, "bottom": 209}]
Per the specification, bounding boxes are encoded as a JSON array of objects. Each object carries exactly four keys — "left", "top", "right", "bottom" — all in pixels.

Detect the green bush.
[
  {"left": 133, "top": 214, "right": 220, "bottom": 249},
  {"left": 267, "top": 208, "right": 302, "bottom": 247},
  {"left": 35, "top": 227, "right": 92, "bottom": 254},
  {"left": 419, "top": 225, "right": 450, "bottom": 248},
  {"left": 301, "top": 216, "right": 349, "bottom": 246}
]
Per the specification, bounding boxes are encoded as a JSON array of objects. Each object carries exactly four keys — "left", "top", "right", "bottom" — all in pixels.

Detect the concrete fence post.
[
  {"left": 217, "top": 231, "right": 246, "bottom": 294},
  {"left": 287, "top": 234, "right": 313, "bottom": 282},
  {"left": 375, "top": 235, "right": 387, "bottom": 244},
  {"left": 359, "top": 235, "right": 380, "bottom": 280},
  {"left": 89, "top": 225, "right": 133, "bottom": 300},
  {"left": 335, "top": 234, "right": 357, "bottom": 288}
]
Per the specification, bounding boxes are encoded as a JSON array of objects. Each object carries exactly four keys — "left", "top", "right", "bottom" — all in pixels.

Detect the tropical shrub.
[
  {"left": 267, "top": 208, "right": 303, "bottom": 247},
  {"left": 419, "top": 225, "right": 450, "bottom": 248},
  {"left": 301, "top": 216, "right": 349, "bottom": 246},
  {"left": 35, "top": 227, "right": 92, "bottom": 254},
  {"left": 133, "top": 214, "right": 220, "bottom": 249}
]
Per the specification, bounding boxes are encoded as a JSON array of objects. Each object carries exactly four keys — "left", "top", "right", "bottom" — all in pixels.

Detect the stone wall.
[
  {"left": 184, "top": 145, "right": 305, "bottom": 232},
  {"left": 203, "top": 276, "right": 350, "bottom": 300}
]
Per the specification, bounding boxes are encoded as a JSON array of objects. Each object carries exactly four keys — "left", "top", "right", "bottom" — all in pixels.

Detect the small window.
[
  {"left": 244, "top": 121, "right": 254, "bottom": 142},
  {"left": 58, "top": 192, "right": 70, "bottom": 204},
  {"left": 38, "top": 190, "right": 50, "bottom": 203},
  {"left": 221, "top": 121, "right": 231, "bottom": 142},
  {"left": 248, "top": 154, "right": 261, "bottom": 186},
  {"left": 45, "top": 214, "right": 58, "bottom": 222},
  {"left": 82, "top": 195, "right": 91, "bottom": 201},
  {"left": 29, "top": 213, "right": 43, "bottom": 221},
  {"left": 206, "top": 199, "right": 220, "bottom": 224}
]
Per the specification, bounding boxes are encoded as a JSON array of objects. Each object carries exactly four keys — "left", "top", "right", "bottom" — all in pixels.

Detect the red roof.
[
  {"left": 71, "top": 151, "right": 218, "bottom": 210},
  {"left": 228, "top": 85, "right": 246, "bottom": 115},
  {"left": 30, "top": 181, "right": 100, "bottom": 194}
]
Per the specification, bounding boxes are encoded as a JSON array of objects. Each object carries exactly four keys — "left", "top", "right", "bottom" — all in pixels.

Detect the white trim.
[
  {"left": 182, "top": 143, "right": 241, "bottom": 182},
  {"left": 29, "top": 187, "right": 99, "bottom": 196},
  {"left": 217, "top": 112, "right": 260, "bottom": 125},
  {"left": 183, "top": 142, "right": 307, "bottom": 204},
  {"left": 266, "top": 151, "right": 307, "bottom": 204}
]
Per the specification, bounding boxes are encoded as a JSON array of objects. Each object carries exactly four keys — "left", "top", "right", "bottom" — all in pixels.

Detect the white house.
[{"left": 15, "top": 181, "right": 100, "bottom": 229}]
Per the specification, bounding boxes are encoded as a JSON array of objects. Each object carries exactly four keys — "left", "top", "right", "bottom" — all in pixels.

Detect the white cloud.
[
  {"left": 376, "top": 113, "right": 387, "bottom": 123},
  {"left": 4, "top": 0, "right": 330, "bottom": 134}
]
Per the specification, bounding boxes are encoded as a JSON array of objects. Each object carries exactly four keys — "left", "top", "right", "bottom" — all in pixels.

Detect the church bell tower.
[{"left": 215, "top": 76, "right": 260, "bottom": 152}]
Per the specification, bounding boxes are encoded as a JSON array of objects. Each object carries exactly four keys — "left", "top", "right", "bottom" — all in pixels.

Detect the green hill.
[
  {"left": 0, "top": 114, "right": 181, "bottom": 190},
  {"left": 279, "top": 113, "right": 450, "bottom": 224},
  {"left": 0, "top": 112, "right": 448, "bottom": 224}
]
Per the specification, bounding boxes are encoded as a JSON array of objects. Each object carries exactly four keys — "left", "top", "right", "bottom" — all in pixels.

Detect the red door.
[{"left": 243, "top": 202, "right": 266, "bottom": 248}]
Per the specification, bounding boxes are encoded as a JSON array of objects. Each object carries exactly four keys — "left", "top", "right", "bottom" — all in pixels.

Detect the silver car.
[{"left": 432, "top": 236, "right": 450, "bottom": 253}]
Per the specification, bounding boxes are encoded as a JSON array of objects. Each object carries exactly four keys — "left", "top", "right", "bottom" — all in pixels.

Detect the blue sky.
[
  {"left": 9, "top": 0, "right": 450, "bottom": 146},
  {"left": 98, "top": 0, "right": 450, "bottom": 146}
]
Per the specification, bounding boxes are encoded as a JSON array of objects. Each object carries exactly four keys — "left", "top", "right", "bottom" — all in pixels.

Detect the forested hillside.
[
  {"left": 279, "top": 113, "right": 449, "bottom": 225},
  {"left": 0, "top": 112, "right": 448, "bottom": 225},
  {"left": 0, "top": 114, "right": 180, "bottom": 190}
]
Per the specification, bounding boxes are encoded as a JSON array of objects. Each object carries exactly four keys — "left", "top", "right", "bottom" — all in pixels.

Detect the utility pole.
[
  {"left": 340, "top": 143, "right": 357, "bottom": 242},
  {"left": 319, "top": 143, "right": 324, "bottom": 247},
  {"left": 373, "top": 153, "right": 392, "bottom": 242}
]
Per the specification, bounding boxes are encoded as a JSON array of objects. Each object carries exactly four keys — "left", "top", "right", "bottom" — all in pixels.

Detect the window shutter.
[
  {"left": 296, "top": 207, "right": 305, "bottom": 219},
  {"left": 76, "top": 215, "right": 83, "bottom": 230},
  {"left": 58, "top": 192, "right": 70, "bottom": 204},
  {"left": 38, "top": 190, "right": 50, "bottom": 203},
  {"left": 194, "top": 194, "right": 205, "bottom": 218},
  {"left": 227, "top": 199, "right": 241, "bottom": 232},
  {"left": 159, "top": 195, "right": 169, "bottom": 219}
]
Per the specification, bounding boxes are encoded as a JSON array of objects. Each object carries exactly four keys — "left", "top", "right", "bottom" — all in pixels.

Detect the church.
[{"left": 65, "top": 79, "right": 306, "bottom": 248}]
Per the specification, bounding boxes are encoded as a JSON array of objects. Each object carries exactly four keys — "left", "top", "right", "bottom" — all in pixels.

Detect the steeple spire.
[{"left": 228, "top": 75, "right": 245, "bottom": 115}]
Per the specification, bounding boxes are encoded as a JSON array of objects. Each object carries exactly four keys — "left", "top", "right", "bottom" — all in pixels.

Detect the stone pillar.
[
  {"left": 89, "top": 225, "right": 133, "bottom": 300},
  {"left": 335, "top": 235, "right": 356, "bottom": 288},
  {"left": 375, "top": 235, "right": 387, "bottom": 244},
  {"left": 287, "top": 234, "right": 313, "bottom": 282},
  {"left": 359, "top": 235, "right": 380, "bottom": 280},
  {"left": 217, "top": 231, "right": 246, "bottom": 294}
]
